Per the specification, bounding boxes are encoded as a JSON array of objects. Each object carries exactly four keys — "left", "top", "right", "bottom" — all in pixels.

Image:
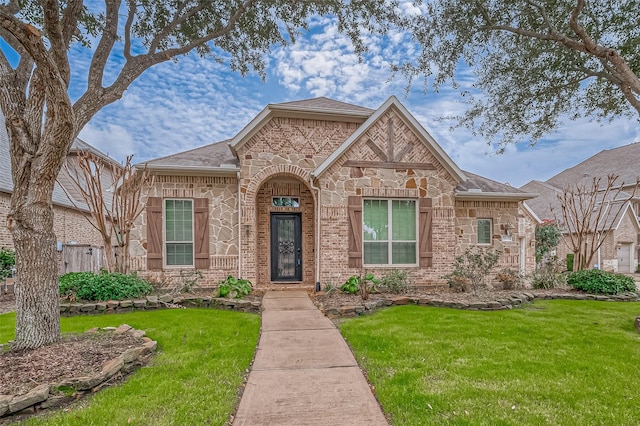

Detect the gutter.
[
  {"left": 455, "top": 191, "right": 538, "bottom": 201},
  {"left": 309, "top": 174, "right": 322, "bottom": 291},
  {"left": 145, "top": 164, "right": 239, "bottom": 176}
]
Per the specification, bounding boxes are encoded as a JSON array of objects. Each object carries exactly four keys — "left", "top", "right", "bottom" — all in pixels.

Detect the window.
[
  {"left": 363, "top": 199, "right": 416, "bottom": 265},
  {"left": 477, "top": 219, "right": 492, "bottom": 245},
  {"left": 272, "top": 197, "right": 300, "bottom": 207},
  {"left": 165, "top": 199, "right": 194, "bottom": 266}
]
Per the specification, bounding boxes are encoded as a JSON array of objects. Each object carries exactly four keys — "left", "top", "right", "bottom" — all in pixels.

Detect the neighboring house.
[
  {"left": 521, "top": 143, "right": 640, "bottom": 273},
  {"left": 132, "top": 96, "right": 537, "bottom": 289},
  {"left": 1, "top": 114, "right": 117, "bottom": 272}
]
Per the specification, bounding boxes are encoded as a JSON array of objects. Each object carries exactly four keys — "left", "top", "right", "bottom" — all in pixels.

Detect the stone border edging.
[
  {"left": 59, "top": 295, "right": 261, "bottom": 316},
  {"left": 318, "top": 291, "right": 640, "bottom": 318},
  {"left": 0, "top": 324, "right": 157, "bottom": 419}
]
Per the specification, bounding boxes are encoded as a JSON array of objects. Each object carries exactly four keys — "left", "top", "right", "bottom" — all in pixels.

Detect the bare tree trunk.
[{"left": 9, "top": 194, "right": 60, "bottom": 349}]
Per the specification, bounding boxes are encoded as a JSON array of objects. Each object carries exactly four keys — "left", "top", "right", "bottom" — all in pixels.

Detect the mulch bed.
[{"left": 0, "top": 331, "right": 145, "bottom": 397}]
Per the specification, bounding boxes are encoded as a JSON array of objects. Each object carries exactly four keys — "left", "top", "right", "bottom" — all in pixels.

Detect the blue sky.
[{"left": 3, "top": 10, "right": 640, "bottom": 188}]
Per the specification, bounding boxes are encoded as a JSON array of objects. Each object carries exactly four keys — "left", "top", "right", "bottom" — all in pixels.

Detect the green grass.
[
  {"left": 0, "top": 309, "right": 260, "bottom": 425},
  {"left": 340, "top": 300, "right": 640, "bottom": 425}
]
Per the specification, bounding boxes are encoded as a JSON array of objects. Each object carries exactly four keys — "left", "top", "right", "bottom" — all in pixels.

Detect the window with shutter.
[
  {"left": 347, "top": 196, "right": 363, "bottom": 268},
  {"left": 194, "top": 198, "right": 210, "bottom": 269},
  {"left": 146, "top": 197, "right": 163, "bottom": 270},
  {"left": 165, "top": 199, "right": 194, "bottom": 266},
  {"left": 362, "top": 199, "right": 417, "bottom": 265},
  {"left": 419, "top": 198, "right": 433, "bottom": 267}
]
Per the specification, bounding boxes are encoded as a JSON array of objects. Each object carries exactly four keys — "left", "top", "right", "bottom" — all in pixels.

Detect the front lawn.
[
  {"left": 1, "top": 309, "right": 260, "bottom": 425},
  {"left": 340, "top": 300, "right": 640, "bottom": 425}
]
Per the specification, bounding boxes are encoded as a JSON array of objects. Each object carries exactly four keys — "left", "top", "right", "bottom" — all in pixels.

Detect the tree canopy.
[
  {"left": 0, "top": 0, "right": 394, "bottom": 349},
  {"left": 401, "top": 0, "right": 640, "bottom": 149}
]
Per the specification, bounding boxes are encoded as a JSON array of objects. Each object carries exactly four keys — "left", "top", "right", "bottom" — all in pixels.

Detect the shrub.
[
  {"left": 379, "top": 269, "right": 411, "bottom": 294},
  {"left": 217, "top": 276, "right": 252, "bottom": 299},
  {"left": 529, "top": 260, "right": 567, "bottom": 289},
  {"left": 340, "top": 273, "right": 380, "bottom": 300},
  {"left": 323, "top": 282, "right": 338, "bottom": 295},
  {"left": 495, "top": 268, "right": 522, "bottom": 290},
  {"left": 442, "top": 247, "right": 502, "bottom": 292},
  {"left": 59, "top": 271, "right": 153, "bottom": 301},
  {"left": 340, "top": 276, "right": 360, "bottom": 295},
  {"left": 566, "top": 253, "right": 574, "bottom": 272},
  {"left": 567, "top": 269, "right": 636, "bottom": 295},
  {"left": 0, "top": 247, "right": 16, "bottom": 280}
]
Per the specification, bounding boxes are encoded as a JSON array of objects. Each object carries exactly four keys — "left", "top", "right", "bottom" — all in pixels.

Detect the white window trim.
[
  {"left": 477, "top": 218, "right": 492, "bottom": 246},
  {"left": 163, "top": 198, "right": 195, "bottom": 268},
  {"left": 362, "top": 198, "right": 418, "bottom": 267}
]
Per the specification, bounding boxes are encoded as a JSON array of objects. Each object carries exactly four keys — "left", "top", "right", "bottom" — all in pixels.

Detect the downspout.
[
  {"left": 237, "top": 171, "right": 242, "bottom": 278},
  {"left": 309, "top": 174, "right": 321, "bottom": 291}
]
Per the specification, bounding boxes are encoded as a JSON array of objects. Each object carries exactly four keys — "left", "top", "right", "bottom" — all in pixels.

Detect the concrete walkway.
[{"left": 233, "top": 291, "right": 388, "bottom": 425}]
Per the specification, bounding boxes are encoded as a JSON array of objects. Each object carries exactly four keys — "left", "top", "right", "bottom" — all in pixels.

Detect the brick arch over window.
[{"left": 244, "top": 164, "right": 314, "bottom": 203}]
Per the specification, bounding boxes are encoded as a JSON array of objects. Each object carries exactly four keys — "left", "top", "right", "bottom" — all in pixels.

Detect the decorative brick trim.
[
  {"left": 321, "top": 206, "right": 347, "bottom": 219},
  {"left": 163, "top": 188, "right": 194, "bottom": 198},
  {"left": 361, "top": 188, "right": 419, "bottom": 198},
  {"left": 244, "top": 165, "right": 312, "bottom": 202},
  {"left": 155, "top": 176, "right": 236, "bottom": 185},
  {"left": 211, "top": 255, "right": 238, "bottom": 270}
]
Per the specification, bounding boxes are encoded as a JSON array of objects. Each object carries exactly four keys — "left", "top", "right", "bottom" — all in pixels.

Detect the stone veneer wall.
[
  {"left": 237, "top": 117, "right": 362, "bottom": 287},
  {"left": 455, "top": 200, "right": 524, "bottom": 271},
  {"left": 131, "top": 175, "right": 239, "bottom": 286},
  {"left": 316, "top": 109, "right": 459, "bottom": 288},
  {"left": 518, "top": 206, "right": 538, "bottom": 275}
]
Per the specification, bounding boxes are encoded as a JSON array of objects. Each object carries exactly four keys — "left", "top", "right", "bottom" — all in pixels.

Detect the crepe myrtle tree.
[
  {"left": 0, "top": 0, "right": 395, "bottom": 349},
  {"left": 399, "top": 0, "right": 640, "bottom": 149}
]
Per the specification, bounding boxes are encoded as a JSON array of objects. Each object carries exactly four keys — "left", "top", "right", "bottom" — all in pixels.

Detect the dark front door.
[{"left": 270, "top": 214, "right": 302, "bottom": 281}]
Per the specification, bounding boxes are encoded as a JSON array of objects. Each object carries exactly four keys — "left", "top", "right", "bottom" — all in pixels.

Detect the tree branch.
[
  {"left": 123, "top": 0, "right": 135, "bottom": 60},
  {"left": 75, "top": 0, "right": 258, "bottom": 127},
  {"left": 60, "top": 0, "right": 84, "bottom": 46},
  {"left": 87, "top": 0, "right": 122, "bottom": 94},
  {"left": 148, "top": 0, "right": 195, "bottom": 53},
  {"left": 42, "top": 0, "right": 71, "bottom": 85}
]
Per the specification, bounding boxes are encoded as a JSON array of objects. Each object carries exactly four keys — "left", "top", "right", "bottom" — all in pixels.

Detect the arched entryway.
[{"left": 255, "top": 176, "right": 316, "bottom": 288}]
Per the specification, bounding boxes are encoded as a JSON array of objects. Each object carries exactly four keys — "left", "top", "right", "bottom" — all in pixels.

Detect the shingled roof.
[
  {"left": 273, "top": 97, "right": 375, "bottom": 115},
  {"left": 141, "top": 139, "right": 238, "bottom": 171},
  {"left": 456, "top": 171, "right": 533, "bottom": 198},
  {"left": 547, "top": 143, "right": 640, "bottom": 190},
  {"left": 0, "top": 114, "right": 114, "bottom": 211}
]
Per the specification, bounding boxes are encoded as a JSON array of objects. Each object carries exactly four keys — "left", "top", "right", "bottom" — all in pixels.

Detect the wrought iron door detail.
[{"left": 270, "top": 214, "right": 302, "bottom": 281}]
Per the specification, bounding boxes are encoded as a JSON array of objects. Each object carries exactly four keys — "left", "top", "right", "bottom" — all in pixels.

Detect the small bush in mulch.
[
  {"left": 567, "top": 269, "right": 636, "bottom": 295},
  {"left": 59, "top": 271, "right": 153, "bottom": 301}
]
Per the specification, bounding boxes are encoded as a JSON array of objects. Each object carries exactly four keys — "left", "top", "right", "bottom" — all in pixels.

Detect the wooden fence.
[{"left": 59, "top": 244, "right": 106, "bottom": 274}]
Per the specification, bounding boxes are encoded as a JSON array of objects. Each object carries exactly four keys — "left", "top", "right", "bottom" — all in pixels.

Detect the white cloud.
[{"left": 63, "top": 13, "right": 640, "bottom": 190}]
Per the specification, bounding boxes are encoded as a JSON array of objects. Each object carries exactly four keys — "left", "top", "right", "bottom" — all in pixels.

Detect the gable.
[
  {"left": 313, "top": 96, "right": 465, "bottom": 183},
  {"left": 239, "top": 116, "right": 361, "bottom": 161}
]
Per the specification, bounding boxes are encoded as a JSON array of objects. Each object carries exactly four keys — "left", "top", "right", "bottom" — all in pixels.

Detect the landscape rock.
[
  {"left": 9, "top": 384, "right": 50, "bottom": 413},
  {"left": 158, "top": 294, "right": 173, "bottom": 303},
  {"left": 0, "top": 394, "right": 11, "bottom": 416},
  {"left": 133, "top": 299, "right": 147, "bottom": 308},
  {"left": 114, "top": 324, "right": 133, "bottom": 334}
]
